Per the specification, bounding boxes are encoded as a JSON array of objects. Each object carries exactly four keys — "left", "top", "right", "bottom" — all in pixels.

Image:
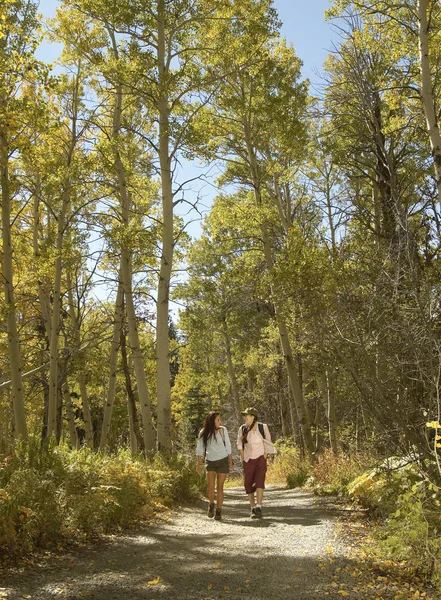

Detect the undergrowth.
[
  {"left": 0, "top": 438, "right": 201, "bottom": 559},
  {"left": 268, "top": 443, "right": 441, "bottom": 590}
]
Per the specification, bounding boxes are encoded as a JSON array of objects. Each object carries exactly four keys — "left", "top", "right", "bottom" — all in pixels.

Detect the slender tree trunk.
[
  {"left": 47, "top": 66, "right": 81, "bottom": 438},
  {"left": 110, "top": 69, "right": 155, "bottom": 453},
  {"left": 120, "top": 251, "right": 155, "bottom": 453},
  {"left": 120, "top": 327, "right": 143, "bottom": 453},
  {"left": 277, "top": 360, "right": 292, "bottom": 438},
  {"left": 156, "top": 2, "right": 174, "bottom": 453},
  {"left": 0, "top": 120, "right": 27, "bottom": 438},
  {"left": 222, "top": 316, "right": 242, "bottom": 422},
  {"left": 243, "top": 124, "right": 314, "bottom": 458},
  {"left": 418, "top": 0, "right": 441, "bottom": 208},
  {"left": 100, "top": 281, "right": 124, "bottom": 450},
  {"left": 33, "top": 176, "right": 52, "bottom": 342},
  {"left": 47, "top": 185, "right": 69, "bottom": 438},
  {"left": 62, "top": 381, "right": 79, "bottom": 449},
  {"left": 317, "top": 372, "right": 338, "bottom": 454},
  {"left": 67, "top": 271, "right": 93, "bottom": 447},
  {"left": 127, "top": 396, "right": 138, "bottom": 454}
]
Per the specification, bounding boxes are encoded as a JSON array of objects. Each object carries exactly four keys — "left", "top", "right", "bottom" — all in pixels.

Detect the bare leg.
[
  {"left": 207, "top": 471, "right": 216, "bottom": 504},
  {"left": 256, "top": 488, "right": 264, "bottom": 505},
  {"left": 216, "top": 473, "right": 227, "bottom": 508},
  {"left": 248, "top": 492, "right": 256, "bottom": 508}
]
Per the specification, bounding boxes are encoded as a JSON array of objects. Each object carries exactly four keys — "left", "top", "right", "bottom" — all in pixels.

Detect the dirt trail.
[{"left": 0, "top": 486, "right": 428, "bottom": 599}]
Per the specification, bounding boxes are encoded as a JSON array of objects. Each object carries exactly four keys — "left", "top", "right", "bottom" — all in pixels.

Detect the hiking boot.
[
  {"left": 250, "top": 507, "right": 257, "bottom": 518},
  {"left": 254, "top": 506, "right": 263, "bottom": 518},
  {"left": 214, "top": 508, "right": 222, "bottom": 521},
  {"left": 207, "top": 503, "right": 215, "bottom": 518}
]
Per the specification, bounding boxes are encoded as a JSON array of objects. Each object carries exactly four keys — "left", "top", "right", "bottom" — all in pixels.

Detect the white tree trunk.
[
  {"left": 120, "top": 252, "right": 155, "bottom": 453},
  {"left": 222, "top": 317, "right": 242, "bottom": 423},
  {"left": 111, "top": 72, "right": 155, "bottom": 453},
  {"left": 47, "top": 66, "right": 81, "bottom": 438},
  {"left": 0, "top": 122, "right": 27, "bottom": 438},
  {"left": 67, "top": 272, "right": 94, "bottom": 447},
  {"left": 419, "top": 0, "right": 441, "bottom": 206},
  {"left": 47, "top": 186, "right": 69, "bottom": 438},
  {"left": 33, "top": 176, "right": 52, "bottom": 341},
  {"left": 100, "top": 281, "right": 124, "bottom": 451},
  {"left": 156, "top": 3, "right": 174, "bottom": 454},
  {"left": 244, "top": 125, "right": 314, "bottom": 458},
  {"left": 317, "top": 372, "right": 338, "bottom": 454},
  {"left": 62, "top": 381, "right": 79, "bottom": 449}
]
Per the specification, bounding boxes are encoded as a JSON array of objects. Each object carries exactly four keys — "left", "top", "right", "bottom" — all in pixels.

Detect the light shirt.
[
  {"left": 237, "top": 423, "right": 272, "bottom": 462},
  {"left": 196, "top": 427, "right": 232, "bottom": 461}
]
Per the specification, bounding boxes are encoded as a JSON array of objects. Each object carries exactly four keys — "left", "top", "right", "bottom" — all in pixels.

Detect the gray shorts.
[{"left": 206, "top": 456, "right": 229, "bottom": 473}]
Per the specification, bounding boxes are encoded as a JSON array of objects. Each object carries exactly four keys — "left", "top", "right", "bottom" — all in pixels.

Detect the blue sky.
[{"left": 37, "top": 0, "right": 335, "bottom": 83}]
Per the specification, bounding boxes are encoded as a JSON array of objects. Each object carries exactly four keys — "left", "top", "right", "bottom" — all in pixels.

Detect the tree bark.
[
  {"left": 62, "top": 380, "right": 79, "bottom": 449},
  {"left": 47, "top": 66, "right": 81, "bottom": 438},
  {"left": 100, "top": 281, "right": 124, "bottom": 450},
  {"left": 243, "top": 123, "right": 315, "bottom": 458},
  {"left": 120, "top": 326, "right": 143, "bottom": 453},
  {"left": 418, "top": 0, "right": 441, "bottom": 207},
  {"left": 317, "top": 372, "right": 338, "bottom": 455},
  {"left": 67, "top": 270, "right": 94, "bottom": 447},
  {"left": 222, "top": 316, "right": 242, "bottom": 422},
  {"left": 156, "top": 0, "right": 174, "bottom": 454},
  {"left": 0, "top": 118, "right": 27, "bottom": 438},
  {"left": 109, "top": 60, "right": 155, "bottom": 453}
]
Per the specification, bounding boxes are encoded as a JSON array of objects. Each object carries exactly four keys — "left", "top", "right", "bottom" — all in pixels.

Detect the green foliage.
[
  {"left": 0, "top": 440, "right": 199, "bottom": 558},
  {"left": 348, "top": 461, "right": 441, "bottom": 587},
  {"left": 374, "top": 480, "right": 441, "bottom": 585},
  {"left": 267, "top": 440, "right": 311, "bottom": 488},
  {"left": 348, "top": 460, "right": 423, "bottom": 516}
]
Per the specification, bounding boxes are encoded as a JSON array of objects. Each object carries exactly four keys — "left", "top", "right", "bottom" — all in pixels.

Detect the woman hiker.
[
  {"left": 237, "top": 407, "right": 276, "bottom": 518},
  {"left": 196, "top": 411, "right": 234, "bottom": 520}
]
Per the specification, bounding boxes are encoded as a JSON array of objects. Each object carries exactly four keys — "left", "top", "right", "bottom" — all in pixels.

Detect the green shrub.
[
  {"left": 0, "top": 440, "right": 201, "bottom": 559},
  {"left": 348, "top": 460, "right": 441, "bottom": 589},
  {"left": 267, "top": 441, "right": 310, "bottom": 488},
  {"left": 347, "top": 459, "right": 422, "bottom": 516}
]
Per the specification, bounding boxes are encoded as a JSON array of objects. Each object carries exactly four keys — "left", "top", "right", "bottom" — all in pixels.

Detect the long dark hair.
[
  {"left": 242, "top": 416, "right": 257, "bottom": 446},
  {"left": 200, "top": 411, "right": 220, "bottom": 446}
]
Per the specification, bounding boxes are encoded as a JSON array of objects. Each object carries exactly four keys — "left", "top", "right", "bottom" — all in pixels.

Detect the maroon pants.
[{"left": 243, "top": 455, "right": 267, "bottom": 494}]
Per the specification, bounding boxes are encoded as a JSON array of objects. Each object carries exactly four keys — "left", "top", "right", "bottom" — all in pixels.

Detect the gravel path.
[{"left": 0, "top": 486, "right": 420, "bottom": 600}]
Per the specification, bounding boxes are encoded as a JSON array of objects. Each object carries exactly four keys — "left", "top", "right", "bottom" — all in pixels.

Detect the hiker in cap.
[
  {"left": 237, "top": 407, "right": 276, "bottom": 518},
  {"left": 196, "top": 411, "right": 233, "bottom": 521}
]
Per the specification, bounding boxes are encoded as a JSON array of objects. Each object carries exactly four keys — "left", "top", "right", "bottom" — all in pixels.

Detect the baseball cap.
[{"left": 241, "top": 407, "right": 258, "bottom": 416}]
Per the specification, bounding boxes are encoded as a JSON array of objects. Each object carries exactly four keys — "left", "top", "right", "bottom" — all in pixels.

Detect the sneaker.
[
  {"left": 250, "top": 507, "right": 257, "bottom": 518},
  {"left": 254, "top": 506, "right": 263, "bottom": 518},
  {"left": 214, "top": 508, "right": 222, "bottom": 521},
  {"left": 207, "top": 503, "right": 215, "bottom": 518}
]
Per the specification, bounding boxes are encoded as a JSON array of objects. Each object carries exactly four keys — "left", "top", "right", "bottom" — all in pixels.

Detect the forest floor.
[{"left": 0, "top": 485, "right": 436, "bottom": 600}]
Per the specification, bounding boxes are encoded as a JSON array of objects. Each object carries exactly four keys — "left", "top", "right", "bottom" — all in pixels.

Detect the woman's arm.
[{"left": 223, "top": 429, "right": 234, "bottom": 471}]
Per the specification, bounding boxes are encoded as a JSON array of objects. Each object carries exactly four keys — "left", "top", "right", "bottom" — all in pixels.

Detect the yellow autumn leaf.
[
  {"left": 337, "top": 591, "right": 349, "bottom": 597},
  {"left": 224, "top": 585, "right": 230, "bottom": 592},
  {"left": 147, "top": 576, "right": 162, "bottom": 585},
  {"left": 207, "top": 582, "right": 213, "bottom": 590}
]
